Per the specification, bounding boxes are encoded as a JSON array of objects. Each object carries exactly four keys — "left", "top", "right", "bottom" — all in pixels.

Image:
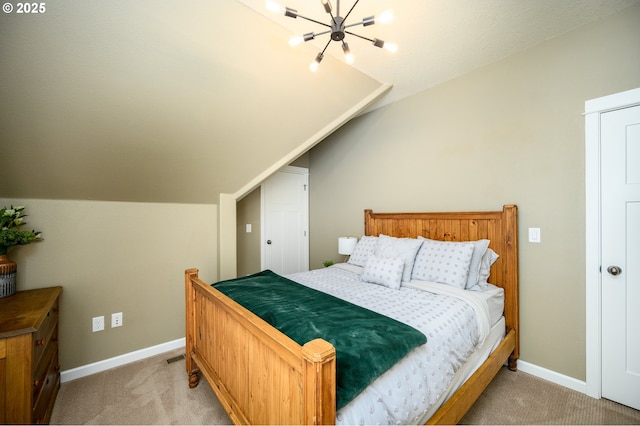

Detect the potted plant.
[{"left": 0, "top": 205, "right": 42, "bottom": 298}]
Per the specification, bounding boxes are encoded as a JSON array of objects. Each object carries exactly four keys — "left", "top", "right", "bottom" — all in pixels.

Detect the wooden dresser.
[{"left": 0, "top": 286, "right": 62, "bottom": 424}]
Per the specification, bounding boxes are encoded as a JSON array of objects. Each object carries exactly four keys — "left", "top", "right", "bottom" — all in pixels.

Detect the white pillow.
[
  {"left": 412, "top": 239, "right": 475, "bottom": 288},
  {"left": 478, "top": 248, "right": 499, "bottom": 285},
  {"left": 347, "top": 236, "right": 378, "bottom": 267},
  {"left": 374, "top": 234, "right": 423, "bottom": 282},
  {"left": 466, "top": 239, "right": 491, "bottom": 289},
  {"left": 361, "top": 256, "right": 405, "bottom": 290},
  {"left": 418, "top": 238, "right": 490, "bottom": 289}
]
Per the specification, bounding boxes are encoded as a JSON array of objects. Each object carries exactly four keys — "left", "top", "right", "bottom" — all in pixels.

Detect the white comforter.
[{"left": 286, "top": 263, "right": 497, "bottom": 425}]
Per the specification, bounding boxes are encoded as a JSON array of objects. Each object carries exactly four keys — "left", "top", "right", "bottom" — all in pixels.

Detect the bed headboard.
[{"left": 364, "top": 205, "right": 519, "bottom": 358}]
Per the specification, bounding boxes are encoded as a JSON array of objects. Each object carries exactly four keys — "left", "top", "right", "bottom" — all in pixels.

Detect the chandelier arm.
[
  {"left": 344, "top": 20, "right": 368, "bottom": 29},
  {"left": 344, "top": 30, "right": 374, "bottom": 43},
  {"left": 325, "top": 7, "right": 337, "bottom": 26},
  {"left": 311, "top": 29, "right": 332, "bottom": 38},
  {"left": 329, "top": 11, "right": 337, "bottom": 26},
  {"left": 320, "top": 38, "right": 332, "bottom": 55},
  {"left": 294, "top": 13, "right": 332, "bottom": 28},
  {"left": 342, "top": 0, "right": 360, "bottom": 23}
]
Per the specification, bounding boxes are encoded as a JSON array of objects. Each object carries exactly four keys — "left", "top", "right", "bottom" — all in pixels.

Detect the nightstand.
[{"left": 0, "top": 286, "right": 62, "bottom": 424}]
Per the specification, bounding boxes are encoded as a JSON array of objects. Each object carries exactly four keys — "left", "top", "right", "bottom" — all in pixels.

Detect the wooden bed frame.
[{"left": 185, "top": 204, "right": 519, "bottom": 425}]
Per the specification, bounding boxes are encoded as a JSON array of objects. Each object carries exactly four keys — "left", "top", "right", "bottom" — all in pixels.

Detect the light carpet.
[
  {"left": 51, "top": 348, "right": 640, "bottom": 425},
  {"left": 51, "top": 349, "right": 231, "bottom": 425}
]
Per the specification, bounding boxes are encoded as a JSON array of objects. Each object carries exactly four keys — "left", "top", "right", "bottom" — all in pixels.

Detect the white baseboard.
[
  {"left": 60, "top": 340, "right": 589, "bottom": 399},
  {"left": 60, "top": 338, "right": 186, "bottom": 383},
  {"left": 518, "top": 359, "right": 587, "bottom": 395}
]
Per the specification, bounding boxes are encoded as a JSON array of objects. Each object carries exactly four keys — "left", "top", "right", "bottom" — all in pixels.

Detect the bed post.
[
  {"left": 185, "top": 268, "right": 200, "bottom": 387},
  {"left": 364, "top": 209, "right": 373, "bottom": 236},
  {"left": 302, "top": 339, "right": 337, "bottom": 425},
  {"left": 502, "top": 205, "right": 519, "bottom": 370}
]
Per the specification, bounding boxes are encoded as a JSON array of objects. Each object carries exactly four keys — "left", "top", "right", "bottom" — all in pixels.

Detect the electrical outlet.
[
  {"left": 92, "top": 316, "right": 105, "bottom": 332},
  {"left": 111, "top": 312, "right": 123, "bottom": 328}
]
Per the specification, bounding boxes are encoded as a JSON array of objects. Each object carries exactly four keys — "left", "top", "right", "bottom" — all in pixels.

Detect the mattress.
[{"left": 286, "top": 263, "right": 505, "bottom": 425}]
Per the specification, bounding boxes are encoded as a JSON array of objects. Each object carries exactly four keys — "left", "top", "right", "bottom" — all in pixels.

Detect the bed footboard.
[{"left": 185, "top": 268, "right": 337, "bottom": 425}]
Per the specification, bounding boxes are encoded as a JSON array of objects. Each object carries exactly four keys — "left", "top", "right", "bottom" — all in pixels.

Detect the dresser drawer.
[
  {"left": 32, "top": 344, "right": 59, "bottom": 424},
  {"left": 32, "top": 326, "right": 57, "bottom": 403},
  {"left": 32, "top": 298, "right": 58, "bottom": 368}
]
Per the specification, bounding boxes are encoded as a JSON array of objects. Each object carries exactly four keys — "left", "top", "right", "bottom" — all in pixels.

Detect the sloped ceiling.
[
  {"left": 0, "top": 1, "right": 382, "bottom": 203},
  {"left": 1, "top": 0, "right": 638, "bottom": 204}
]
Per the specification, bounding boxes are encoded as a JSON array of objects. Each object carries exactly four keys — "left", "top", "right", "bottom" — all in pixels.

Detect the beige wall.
[
  {"left": 237, "top": 188, "right": 262, "bottom": 276},
  {"left": 0, "top": 198, "right": 217, "bottom": 370},
  {"left": 308, "top": 5, "right": 640, "bottom": 381}
]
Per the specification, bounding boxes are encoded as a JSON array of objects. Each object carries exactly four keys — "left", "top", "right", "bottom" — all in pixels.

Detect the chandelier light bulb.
[
  {"left": 376, "top": 9, "right": 394, "bottom": 24},
  {"left": 265, "top": 0, "right": 282, "bottom": 14},
  {"left": 310, "top": 52, "right": 323, "bottom": 72},
  {"left": 289, "top": 35, "right": 303, "bottom": 47},
  {"left": 342, "top": 42, "right": 354, "bottom": 64},
  {"left": 345, "top": 52, "right": 354, "bottom": 64},
  {"left": 384, "top": 42, "right": 398, "bottom": 53}
]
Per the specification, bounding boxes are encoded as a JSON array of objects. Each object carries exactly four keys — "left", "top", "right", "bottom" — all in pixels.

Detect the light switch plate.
[{"left": 528, "top": 227, "right": 541, "bottom": 243}]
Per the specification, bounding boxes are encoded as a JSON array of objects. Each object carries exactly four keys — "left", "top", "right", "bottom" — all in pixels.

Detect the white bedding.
[{"left": 286, "top": 263, "right": 505, "bottom": 425}]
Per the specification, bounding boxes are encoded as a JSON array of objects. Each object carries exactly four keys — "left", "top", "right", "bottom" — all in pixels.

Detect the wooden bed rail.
[{"left": 185, "top": 268, "right": 337, "bottom": 425}]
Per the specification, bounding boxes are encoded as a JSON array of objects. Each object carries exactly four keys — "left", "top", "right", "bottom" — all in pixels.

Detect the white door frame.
[{"left": 585, "top": 87, "right": 640, "bottom": 399}]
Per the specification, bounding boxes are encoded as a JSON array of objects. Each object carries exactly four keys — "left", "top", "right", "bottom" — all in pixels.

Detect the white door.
[
  {"left": 261, "top": 167, "right": 309, "bottom": 275},
  {"left": 601, "top": 104, "right": 640, "bottom": 410}
]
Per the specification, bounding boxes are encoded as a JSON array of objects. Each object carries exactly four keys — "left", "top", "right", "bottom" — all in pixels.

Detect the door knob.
[
  {"left": 607, "top": 265, "right": 622, "bottom": 276},
  {"left": 266, "top": 240, "right": 272, "bottom": 245}
]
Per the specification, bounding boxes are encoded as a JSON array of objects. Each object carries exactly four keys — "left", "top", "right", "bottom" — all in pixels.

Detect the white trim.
[
  {"left": 585, "top": 88, "right": 640, "bottom": 114},
  {"left": 60, "top": 338, "right": 186, "bottom": 383},
  {"left": 584, "top": 87, "right": 640, "bottom": 399},
  {"left": 278, "top": 165, "right": 308, "bottom": 175},
  {"left": 585, "top": 97, "right": 603, "bottom": 399},
  {"left": 518, "top": 360, "right": 587, "bottom": 395}
]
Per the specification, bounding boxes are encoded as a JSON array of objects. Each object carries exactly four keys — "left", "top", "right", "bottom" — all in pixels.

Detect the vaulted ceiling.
[
  {"left": 1, "top": 0, "right": 637, "bottom": 204},
  {"left": 240, "top": 0, "right": 639, "bottom": 109}
]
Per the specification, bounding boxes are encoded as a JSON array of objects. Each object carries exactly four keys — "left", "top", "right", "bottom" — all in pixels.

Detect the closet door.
[
  {"left": 261, "top": 167, "right": 309, "bottom": 275},
  {"left": 600, "top": 104, "right": 640, "bottom": 410}
]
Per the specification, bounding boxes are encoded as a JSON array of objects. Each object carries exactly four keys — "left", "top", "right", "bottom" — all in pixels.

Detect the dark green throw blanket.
[{"left": 213, "top": 270, "right": 427, "bottom": 410}]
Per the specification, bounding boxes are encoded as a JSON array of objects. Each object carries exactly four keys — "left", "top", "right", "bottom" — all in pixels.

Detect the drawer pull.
[
  {"left": 33, "top": 379, "right": 39, "bottom": 387},
  {"left": 35, "top": 338, "right": 45, "bottom": 346}
]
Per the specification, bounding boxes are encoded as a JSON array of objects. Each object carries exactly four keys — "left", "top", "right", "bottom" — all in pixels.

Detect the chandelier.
[{"left": 266, "top": 0, "right": 397, "bottom": 72}]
